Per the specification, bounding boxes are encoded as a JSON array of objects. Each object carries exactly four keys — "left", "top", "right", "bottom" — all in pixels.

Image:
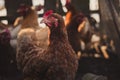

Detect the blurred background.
[{"left": 0, "top": 0, "right": 120, "bottom": 80}]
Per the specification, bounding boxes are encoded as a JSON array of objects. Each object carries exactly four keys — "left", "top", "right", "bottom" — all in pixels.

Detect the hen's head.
[
  {"left": 17, "top": 4, "right": 30, "bottom": 16},
  {"left": 41, "top": 10, "right": 65, "bottom": 30},
  {"left": 0, "top": 29, "right": 11, "bottom": 45}
]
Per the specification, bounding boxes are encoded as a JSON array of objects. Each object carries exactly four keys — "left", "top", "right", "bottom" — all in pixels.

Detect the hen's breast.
[{"left": 45, "top": 43, "right": 78, "bottom": 80}]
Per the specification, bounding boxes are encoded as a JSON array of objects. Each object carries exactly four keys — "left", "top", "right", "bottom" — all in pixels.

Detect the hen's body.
[
  {"left": 17, "top": 10, "right": 78, "bottom": 80},
  {"left": 41, "top": 12, "right": 78, "bottom": 80},
  {"left": 44, "top": 26, "right": 78, "bottom": 80}
]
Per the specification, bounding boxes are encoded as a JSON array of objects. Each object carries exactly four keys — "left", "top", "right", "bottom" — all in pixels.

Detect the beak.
[
  {"left": 40, "top": 18, "right": 48, "bottom": 26},
  {"left": 40, "top": 18, "right": 49, "bottom": 24},
  {"left": 40, "top": 18, "right": 52, "bottom": 27}
]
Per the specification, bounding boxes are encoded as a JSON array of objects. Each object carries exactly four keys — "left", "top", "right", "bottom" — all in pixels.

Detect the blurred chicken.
[
  {"left": 17, "top": 4, "right": 41, "bottom": 29},
  {"left": 17, "top": 4, "right": 49, "bottom": 47},
  {"left": 67, "top": 13, "right": 85, "bottom": 54},
  {"left": 16, "top": 3, "right": 49, "bottom": 68},
  {"left": 0, "top": 16, "right": 22, "bottom": 50},
  {"left": 65, "top": 0, "right": 77, "bottom": 26},
  {"left": 65, "top": 0, "right": 95, "bottom": 54},
  {"left": 65, "top": 0, "right": 83, "bottom": 55},
  {"left": 0, "top": 28, "right": 19, "bottom": 78},
  {"left": 17, "top": 10, "right": 78, "bottom": 80}
]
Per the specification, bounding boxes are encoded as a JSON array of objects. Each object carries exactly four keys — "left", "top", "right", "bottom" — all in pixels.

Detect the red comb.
[{"left": 43, "top": 10, "right": 53, "bottom": 18}]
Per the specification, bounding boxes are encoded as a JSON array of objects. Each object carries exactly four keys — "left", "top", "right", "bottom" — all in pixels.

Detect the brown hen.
[{"left": 17, "top": 10, "right": 78, "bottom": 80}]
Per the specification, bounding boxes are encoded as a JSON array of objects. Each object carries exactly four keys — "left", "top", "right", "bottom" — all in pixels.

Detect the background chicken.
[
  {"left": 16, "top": 10, "right": 78, "bottom": 80},
  {"left": 66, "top": 13, "right": 86, "bottom": 54},
  {"left": 16, "top": 3, "right": 49, "bottom": 69},
  {"left": 65, "top": 0, "right": 96, "bottom": 55},
  {"left": 17, "top": 4, "right": 49, "bottom": 47},
  {"left": 0, "top": 28, "right": 21, "bottom": 79},
  {"left": 0, "top": 15, "right": 22, "bottom": 51}
]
